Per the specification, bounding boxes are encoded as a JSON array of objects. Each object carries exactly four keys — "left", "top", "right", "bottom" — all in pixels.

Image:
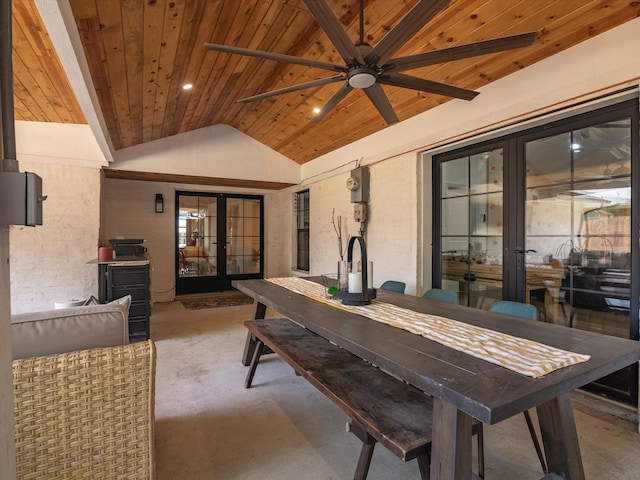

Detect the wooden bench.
[{"left": 244, "top": 318, "right": 484, "bottom": 480}]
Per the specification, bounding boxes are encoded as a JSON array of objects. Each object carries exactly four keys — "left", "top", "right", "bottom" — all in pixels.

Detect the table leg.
[
  {"left": 241, "top": 301, "right": 267, "bottom": 366},
  {"left": 536, "top": 393, "right": 585, "bottom": 480},
  {"left": 244, "top": 339, "right": 264, "bottom": 388},
  {"left": 430, "top": 397, "right": 473, "bottom": 480}
]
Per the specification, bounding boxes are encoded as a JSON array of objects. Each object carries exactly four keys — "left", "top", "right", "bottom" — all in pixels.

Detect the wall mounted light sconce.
[{"left": 155, "top": 193, "right": 164, "bottom": 213}]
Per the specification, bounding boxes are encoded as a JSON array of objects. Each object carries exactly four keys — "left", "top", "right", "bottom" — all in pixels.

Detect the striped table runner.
[{"left": 267, "top": 277, "right": 590, "bottom": 378}]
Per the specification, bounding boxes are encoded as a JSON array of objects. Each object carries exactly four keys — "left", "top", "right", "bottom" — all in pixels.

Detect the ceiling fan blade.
[
  {"left": 204, "top": 43, "right": 346, "bottom": 73},
  {"left": 365, "top": 0, "right": 450, "bottom": 68},
  {"left": 379, "top": 72, "right": 479, "bottom": 101},
  {"left": 302, "top": 0, "right": 365, "bottom": 64},
  {"left": 237, "top": 75, "right": 345, "bottom": 103},
  {"left": 309, "top": 82, "right": 353, "bottom": 124},
  {"left": 364, "top": 84, "right": 399, "bottom": 124},
  {"left": 388, "top": 32, "right": 537, "bottom": 72}
]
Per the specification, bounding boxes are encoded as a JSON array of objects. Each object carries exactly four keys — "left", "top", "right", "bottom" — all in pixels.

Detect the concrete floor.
[{"left": 151, "top": 300, "right": 640, "bottom": 479}]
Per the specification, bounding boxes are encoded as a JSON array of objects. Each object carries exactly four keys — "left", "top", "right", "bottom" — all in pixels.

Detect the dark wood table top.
[{"left": 234, "top": 278, "right": 640, "bottom": 424}]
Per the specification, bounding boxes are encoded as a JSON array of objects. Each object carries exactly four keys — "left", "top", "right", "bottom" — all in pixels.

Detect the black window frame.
[{"left": 295, "top": 189, "right": 310, "bottom": 271}]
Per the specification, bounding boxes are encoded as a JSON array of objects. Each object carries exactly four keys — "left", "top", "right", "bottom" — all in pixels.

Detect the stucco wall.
[{"left": 9, "top": 162, "right": 101, "bottom": 313}]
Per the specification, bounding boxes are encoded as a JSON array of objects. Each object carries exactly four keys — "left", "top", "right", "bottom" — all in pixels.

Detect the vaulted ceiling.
[{"left": 11, "top": 0, "right": 640, "bottom": 165}]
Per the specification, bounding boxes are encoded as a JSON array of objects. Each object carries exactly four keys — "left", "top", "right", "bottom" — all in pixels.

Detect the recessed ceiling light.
[
  {"left": 313, "top": 107, "right": 321, "bottom": 114},
  {"left": 183, "top": 84, "right": 193, "bottom": 90}
]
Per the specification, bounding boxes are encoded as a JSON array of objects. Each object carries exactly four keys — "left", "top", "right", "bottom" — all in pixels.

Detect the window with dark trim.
[{"left": 295, "top": 190, "right": 310, "bottom": 271}]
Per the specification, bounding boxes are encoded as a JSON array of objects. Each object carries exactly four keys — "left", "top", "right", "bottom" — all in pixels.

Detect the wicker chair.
[{"left": 13, "top": 340, "right": 156, "bottom": 480}]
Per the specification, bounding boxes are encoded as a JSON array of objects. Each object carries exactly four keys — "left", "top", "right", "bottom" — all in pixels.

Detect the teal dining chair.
[
  {"left": 488, "top": 300, "right": 548, "bottom": 474},
  {"left": 422, "top": 288, "right": 458, "bottom": 304},
  {"left": 488, "top": 300, "right": 537, "bottom": 320},
  {"left": 380, "top": 280, "right": 406, "bottom": 294}
]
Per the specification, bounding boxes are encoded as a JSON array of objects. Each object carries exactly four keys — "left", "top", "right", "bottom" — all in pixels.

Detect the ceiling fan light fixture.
[{"left": 348, "top": 69, "right": 376, "bottom": 89}]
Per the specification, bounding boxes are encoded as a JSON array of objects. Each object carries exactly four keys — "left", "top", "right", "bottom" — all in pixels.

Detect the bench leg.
[
  {"left": 242, "top": 301, "right": 267, "bottom": 365},
  {"left": 354, "top": 441, "right": 376, "bottom": 480},
  {"left": 347, "top": 421, "right": 376, "bottom": 480},
  {"left": 244, "top": 339, "right": 264, "bottom": 388}
]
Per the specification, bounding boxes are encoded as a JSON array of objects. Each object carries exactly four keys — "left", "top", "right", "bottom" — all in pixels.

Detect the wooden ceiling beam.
[{"left": 102, "top": 169, "right": 296, "bottom": 191}]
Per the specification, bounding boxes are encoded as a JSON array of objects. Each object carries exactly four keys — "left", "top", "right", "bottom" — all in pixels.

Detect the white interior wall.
[
  {"left": 264, "top": 187, "right": 293, "bottom": 276},
  {"left": 366, "top": 153, "right": 419, "bottom": 293},
  {"left": 308, "top": 172, "right": 356, "bottom": 275},
  {"left": 100, "top": 179, "right": 176, "bottom": 303},
  {"left": 9, "top": 162, "right": 101, "bottom": 313},
  {"left": 15, "top": 122, "right": 107, "bottom": 168},
  {"left": 112, "top": 124, "right": 300, "bottom": 184}
]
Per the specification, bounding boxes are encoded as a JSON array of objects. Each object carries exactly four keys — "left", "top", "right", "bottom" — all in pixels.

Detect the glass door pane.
[
  {"left": 524, "top": 117, "right": 633, "bottom": 402},
  {"left": 178, "top": 195, "right": 217, "bottom": 279},
  {"left": 226, "top": 198, "right": 261, "bottom": 275},
  {"left": 525, "top": 119, "right": 631, "bottom": 334},
  {"left": 440, "top": 148, "right": 504, "bottom": 307}
]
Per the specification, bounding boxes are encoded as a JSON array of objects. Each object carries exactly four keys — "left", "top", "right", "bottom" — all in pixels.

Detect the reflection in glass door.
[
  {"left": 524, "top": 116, "right": 634, "bottom": 402},
  {"left": 176, "top": 192, "right": 263, "bottom": 294},
  {"left": 437, "top": 147, "right": 504, "bottom": 307}
]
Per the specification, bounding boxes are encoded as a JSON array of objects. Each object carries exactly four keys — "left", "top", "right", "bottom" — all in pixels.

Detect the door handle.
[{"left": 514, "top": 249, "right": 536, "bottom": 254}]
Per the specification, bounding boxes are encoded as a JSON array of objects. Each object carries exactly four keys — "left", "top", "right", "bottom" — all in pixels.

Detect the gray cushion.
[{"left": 11, "top": 296, "right": 131, "bottom": 360}]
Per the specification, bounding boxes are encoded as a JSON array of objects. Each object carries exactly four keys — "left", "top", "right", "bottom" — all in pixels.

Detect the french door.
[
  {"left": 433, "top": 99, "right": 639, "bottom": 404},
  {"left": 176, "top": 192, "right": 263, "bottom": 294}
]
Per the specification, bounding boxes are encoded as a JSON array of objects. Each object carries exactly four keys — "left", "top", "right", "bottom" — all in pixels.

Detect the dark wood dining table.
[{"left": 234, "top": 277, "right": 640, "bottom": 480}]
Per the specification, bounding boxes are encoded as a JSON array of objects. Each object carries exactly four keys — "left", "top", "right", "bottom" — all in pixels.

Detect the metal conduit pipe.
[{"left": 0, "top": 0, "right": 18, "bottom": 172}]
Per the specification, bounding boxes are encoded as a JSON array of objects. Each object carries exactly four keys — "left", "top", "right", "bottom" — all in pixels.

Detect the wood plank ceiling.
[{"left": 12, "top": 0, "right": 640, "bottom": 165}]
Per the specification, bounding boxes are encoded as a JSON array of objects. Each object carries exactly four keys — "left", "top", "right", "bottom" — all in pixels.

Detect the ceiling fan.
[{"left": 204, "top": 0, "right": 536, "bottom": 125}]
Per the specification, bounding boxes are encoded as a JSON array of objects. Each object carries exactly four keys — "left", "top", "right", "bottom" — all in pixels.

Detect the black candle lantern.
[
  {"left": 336, "top": 236, "right": 376, "bottom": 306},
  {"left": 155, "top": 193, "right": 164, "bottom": 213}
]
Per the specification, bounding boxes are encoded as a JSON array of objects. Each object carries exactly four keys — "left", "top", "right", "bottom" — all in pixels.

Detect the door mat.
[{"left": 178, "top": 291, "right": 254, "bottom": 310}]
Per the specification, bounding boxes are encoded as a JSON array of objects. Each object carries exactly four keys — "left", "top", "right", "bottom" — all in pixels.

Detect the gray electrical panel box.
[
  {"left": 347, "top": 167, "right": 370, "bottom": 203},
  {"left": 0, "top": 172, "right": 44, "bottom": 226}
]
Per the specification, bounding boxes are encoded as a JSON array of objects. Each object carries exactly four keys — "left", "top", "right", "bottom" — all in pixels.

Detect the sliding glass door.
[
  {"left": 176, "top": 192, "right": 263, "bottom": 294},
  {"left": 433, "top": 99, "right": 639, "bottom": 404}
]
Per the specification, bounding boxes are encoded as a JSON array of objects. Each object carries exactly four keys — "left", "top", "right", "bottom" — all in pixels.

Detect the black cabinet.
[{"left": 99, "top": 261, "right": 151, "bottom": 341}]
